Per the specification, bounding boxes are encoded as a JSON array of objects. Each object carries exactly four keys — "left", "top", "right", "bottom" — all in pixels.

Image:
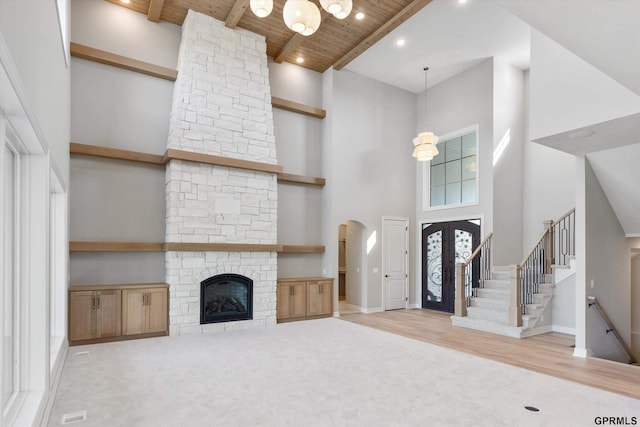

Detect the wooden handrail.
[
  {"left": 464, "top": 232, "right": 493, "bottom": 267},
  {"left": 588, "top": 296, "right": 637, "bottom": 364},
  {"left": 518, "top": 228, "right": 550, "bottom": 269},
  {"left": 552, "top": 208, "right": 576, "bottom": 227}
]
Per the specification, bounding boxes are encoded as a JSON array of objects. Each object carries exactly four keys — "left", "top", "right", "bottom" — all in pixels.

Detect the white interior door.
[{"left": 383, "top": 217, "right": 408, "bottom": 310}]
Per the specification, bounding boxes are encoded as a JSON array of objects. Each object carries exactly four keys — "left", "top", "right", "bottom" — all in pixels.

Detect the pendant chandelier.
[
  {"left": 412, "top": 67, "right": 439, "bottom": 161},
  {"left": 250, "top": 0, "right": 353, "bottom": 36}
]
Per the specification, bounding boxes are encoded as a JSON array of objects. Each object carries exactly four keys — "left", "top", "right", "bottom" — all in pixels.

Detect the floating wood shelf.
[
  {"left": 279, "top": 245, "right": 325, "bottom": 253},
  {"left": 70, "top": 142, "right": 165, "bottom": 166},
  {"left": 70, "top": 143, "right": 326, "bottom": 185},
  {"left": 69, "top": 242, "right": 325, "bottom": 253},
  {"left": 164, "top": 242, "right": 283, "bottom": 252},
  {"left": 163, "top": 149, "right": 283, "bottom": 174},
  {"left": 70, "top": 42, "right": 178, "bottom": 81},
  {"left": 70, "top": 43, "right": 324, "bottom": 117},
  {"left": 277, "top": 173, "right": 325, "bottom": 187},
  {"left": 69, "top": 242, "right": 165, "bottom": 252},
  {"left": 271, "top": 96, "right": 326, "bottom": 119}
]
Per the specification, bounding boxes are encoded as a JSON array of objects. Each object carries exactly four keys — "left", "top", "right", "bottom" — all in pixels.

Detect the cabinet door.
[
  {"left": 277, "top": 284, "right": 292, "bottom": 320},
  {"left": 122, "top": 289, "right": 146, "bottom": 336},
  {"left": 146, "top": 288, "right": 168, "bottom": 334},
  {"left": 95, "top": 290, "right": 121, "bottom": 338},
  {"left": 290, "top": 282, "right": 307, "bottom": 318},
  {"left": 307, "top": 281, "right": 333, "bottom": 316},
  {"left": 319, "top": 281, "right": 333, "bottom": 315},
  {"left": 69, "top": 291, "right": 95, "bottom": 341}
]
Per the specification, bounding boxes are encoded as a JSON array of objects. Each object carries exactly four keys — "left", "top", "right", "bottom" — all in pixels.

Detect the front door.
[{"left": 422, "top": 220, "right": 480, "bottom": 313}]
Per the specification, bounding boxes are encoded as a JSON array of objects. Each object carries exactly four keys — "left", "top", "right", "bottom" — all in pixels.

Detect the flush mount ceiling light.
[
  {"left": 250, "top": 0, "right": 274, "bottom": 18},
  {"left": 251, "top": 0, "right": 353, "bottom": 37},
  {"left": 413, "top": 67, "right": 439, "bottom": 161}
]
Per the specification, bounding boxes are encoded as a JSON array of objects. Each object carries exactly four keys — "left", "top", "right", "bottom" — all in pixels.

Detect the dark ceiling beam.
[
  {"left": 147, "top": 0, "right": 165, "bottom": 22},
  {"left": 274, "top": 9, "right": 330, "bottom": 64},
  {"left": 225, "top": 0, "right": 250, "bottom": 29},
  {"left": 332, "top": 0, "right": 433, "bottom": 70}
]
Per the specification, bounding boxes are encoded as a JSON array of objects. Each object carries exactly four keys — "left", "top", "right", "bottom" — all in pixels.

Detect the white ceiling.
[{"left": 345, "top": 0, "right": 531, "bottom": 93}]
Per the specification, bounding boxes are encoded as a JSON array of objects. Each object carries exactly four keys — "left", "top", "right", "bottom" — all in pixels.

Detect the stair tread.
[{"left": 451, "top": 316, "right": 524, "bottom": 338}]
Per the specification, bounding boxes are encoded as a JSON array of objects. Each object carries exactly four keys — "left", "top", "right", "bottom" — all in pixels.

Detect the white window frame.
[
  {"left": 1, "top": 117, "right": 23, "bottom": 424},
  {"left": 422, "top": 124, "right": 480, "bottom": 211}
]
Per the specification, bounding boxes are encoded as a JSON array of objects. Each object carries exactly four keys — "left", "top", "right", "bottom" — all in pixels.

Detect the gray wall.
[
  {"left": 522, "top": 72, "right": 576, "bottom": 251},
  {"left": 322, "top": 68, "right": 417, "bottom": 310},
  {"left": 69, "top": 0, "right": 179, "bottom": 285},
  {"left": 585, "top": 159, "right": 631, "bottom": 353},
  {"left": 552, "top": 273, "right": 576, "bottom": 333},
  {"left": 268, "top": 60, "right": 324, "bottom": 278},
  {"left": 0, "top": 0, "right": 70, "bottom": 185},
  {"left": 492, "top": 60, "right": 525, "bottom": 265}
]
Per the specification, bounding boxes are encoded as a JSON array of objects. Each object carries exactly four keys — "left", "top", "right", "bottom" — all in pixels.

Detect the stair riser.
[
  {"left": 470, "top": 300, "right": 509, "bottom": 311},
  {"left": 477, "top": 289, "right": 510, "bottom": 301},
  {"left": 483, "top": 280, "right": 510, "bottom": 290},
  {"left": 467, "top": 307, "right": 508, "bottom": 323}
]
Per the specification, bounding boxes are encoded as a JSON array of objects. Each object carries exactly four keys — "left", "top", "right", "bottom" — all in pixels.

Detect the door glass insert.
[{"left": 426, "top": 230, "right": 442, "bottom": 302}]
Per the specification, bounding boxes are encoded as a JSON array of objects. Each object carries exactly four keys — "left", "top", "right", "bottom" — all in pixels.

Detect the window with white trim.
[
  {"left": 427, "top": 127, "right": 478, "bottom": 209},
  {"left": 2, "top": 133, "right": 19, "bottom": 413}
]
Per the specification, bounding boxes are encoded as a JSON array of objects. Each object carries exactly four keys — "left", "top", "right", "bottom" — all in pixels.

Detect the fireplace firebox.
[{"left": 200, "top": 274, "right": 253, "bottom": 324}]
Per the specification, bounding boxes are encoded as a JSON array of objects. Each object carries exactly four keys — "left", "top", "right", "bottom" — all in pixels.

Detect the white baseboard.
[
  {"left": 333, "top": 311, "right": 340, "bottom": 317},
  {"left": 361, "top": 307, "right": 384, "bottom": 313},
  {"left": 40, "top": 339, "right": 68, "bottom": 427},
  {"left": 408, "top": 304, "right": 419, "bottom": 309},
  {"left": 573, "top": 347, "right": 589, "bottom": 358},
  {"left": 552, "top": 325, "right": 576, "bottom": 335}
]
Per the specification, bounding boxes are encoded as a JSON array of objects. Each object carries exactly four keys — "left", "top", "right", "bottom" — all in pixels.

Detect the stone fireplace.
[{"left": 165, "top": 10, "right": 278, "bottom": 335}]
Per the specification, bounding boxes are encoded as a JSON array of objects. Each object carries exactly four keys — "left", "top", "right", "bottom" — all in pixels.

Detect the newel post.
[
  {"left": 508, "top": 265, "right": 522, "bottom": 327},
  {"left": 454, "top": 262, "right": 466, "bottom": 317},
  {"left": 543, "top": 219, "right": 554, "bottom": 274}
]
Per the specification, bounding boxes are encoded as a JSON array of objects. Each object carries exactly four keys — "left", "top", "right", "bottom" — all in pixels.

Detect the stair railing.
[
  {"left": 510, "top": 208, "right": 576, "bottom": 327},
  {"left": 455, "top": 233, "right": 493, "bottom": 317},
  {"left": 587, "top": 296, "right": 637, "bottom": 364}
]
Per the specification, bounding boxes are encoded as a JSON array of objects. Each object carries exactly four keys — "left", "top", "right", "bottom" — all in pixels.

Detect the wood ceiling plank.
[
  {"left": 225, "top": 0, "right": 250, "bottom": 28},
  {"left": 332, "top": 0, "right": 433, "bottom": 70},
  {"left": 147, "top": 0, "right": 165, "bottom": 22}
]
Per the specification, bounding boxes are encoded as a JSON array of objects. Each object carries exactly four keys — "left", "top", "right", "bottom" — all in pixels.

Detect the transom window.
[{"left": 429, "top": 130, "right": 477, "bottom": 207}]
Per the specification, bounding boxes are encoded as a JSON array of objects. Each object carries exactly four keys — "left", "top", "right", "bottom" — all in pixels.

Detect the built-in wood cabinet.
[
  {"left": 68, "top": 289, "right": 122, "bottom": 342},
  {"left": 307, "top": 280, "right": 333, "bottom": 317},
  {"left": 122, "top": 287, "right": 168, "bottom": 335},
  {"left": 69, "top": 283, "right": 168, "bottom": 345},
  {"left": 277, "top": 278, "right": 334, "bottom": 322}
]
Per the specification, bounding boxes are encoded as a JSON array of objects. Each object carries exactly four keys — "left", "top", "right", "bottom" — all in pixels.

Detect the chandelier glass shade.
[
  {"left": 283, "top": 0, "right": 322, "bottom": 36},
  {"left": 412, "top": 67, "right": 439, "bottom": 161},
  {"left": 412, "top": 132, "right": 439, "bottom": 161},
  {"left": 319, "top": 0, "right": 353, "bottom": 19},
  {"left": 250, "top": 0, "right": 353, "bottom": 36},
  {"left": 250, "top": 0, "right": 274, "bottom": 18}
]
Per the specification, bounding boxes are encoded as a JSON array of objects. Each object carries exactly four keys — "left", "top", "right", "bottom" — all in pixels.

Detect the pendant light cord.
[{"left": 424, "top": 66, "right": 429, "bottom": 127}]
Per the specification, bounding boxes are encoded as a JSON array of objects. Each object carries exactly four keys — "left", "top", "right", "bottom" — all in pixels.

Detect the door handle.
[
  {"left": 290, "top": 286, "right": 294, "bottom": 296},
  {"left": 96, "top": 295, "right": 101, "bottom": 309},
  {"left": 91, "top": 296, "right": 96, "bottom": 309}
]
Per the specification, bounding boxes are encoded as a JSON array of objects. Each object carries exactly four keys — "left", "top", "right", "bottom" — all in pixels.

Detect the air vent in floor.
[{"left": 61, "top": 410, "right": 87, "bottom": 424}]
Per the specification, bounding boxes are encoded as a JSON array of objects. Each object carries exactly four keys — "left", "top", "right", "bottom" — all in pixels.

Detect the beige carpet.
[{"left": 48, "top": 318, "right": 640, "bottom": 426}]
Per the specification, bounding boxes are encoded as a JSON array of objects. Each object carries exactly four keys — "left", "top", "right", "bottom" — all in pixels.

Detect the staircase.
[
  {"left": 452, "top": 265, "right": 567, "bottom": 338},
  {"left": 451, "top": 209, "right": 576, "bottom": 339}
]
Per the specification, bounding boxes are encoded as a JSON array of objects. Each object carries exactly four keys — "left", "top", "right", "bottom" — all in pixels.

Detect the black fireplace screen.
[{"left": 200, "top": 274, "right": 253, "bottom": 324}]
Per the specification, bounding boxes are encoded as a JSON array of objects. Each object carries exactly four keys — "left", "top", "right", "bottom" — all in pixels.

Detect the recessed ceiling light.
[
  {"left": 458, "top": 0, "right": 468, "bottom": 4},
  {"left": 121, "top": 0, "right": 130, "bottom": 3},
  {"left": 396, "top": 39, "right": 405, "bottom": 47},
  {"left": 296, "top": 57, "right": 304, "bottom": 63},
  {"left": 355, "top": 12, "right": 365, "bottom": 20}
]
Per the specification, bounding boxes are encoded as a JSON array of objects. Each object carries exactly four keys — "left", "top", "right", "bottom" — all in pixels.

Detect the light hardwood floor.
[{"left": 340, "top": 308, "right": 640, "bottom": 400}]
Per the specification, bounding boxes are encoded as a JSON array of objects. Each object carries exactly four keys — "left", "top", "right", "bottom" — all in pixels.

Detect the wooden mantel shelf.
[
  {"left": 71, "top": 142, "right": 326, "bottom": 187},
  {"left": 69, "top": 242, "right": 325, "bottom": 253}
]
